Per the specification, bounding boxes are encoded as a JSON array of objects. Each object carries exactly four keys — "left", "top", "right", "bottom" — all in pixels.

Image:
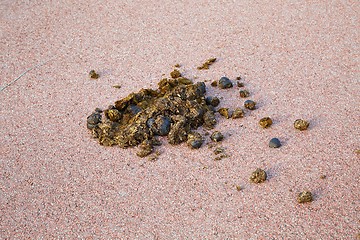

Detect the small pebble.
[
  {"left": 294, "top": 119, "right": 310, "bottom": 130},
  {"left": 211, "top": 131, "right": 224, "bottom": 142},
  {"left": 244, "top": 100, "right": 256, "bottom": 110},
  {"left": 218, "top": 77, "right": 233, "bottom": 89},
  {"left": 232, "top": 108, "right": 244, "bottom": 119},
  {"left": 249, "top": 168, "right": 267, "bottom": 183},
  {"left": 259, "top": 117, "right": 273, "bottom": 128},
  {"left": 297, "top": 191, "right": 313, "bottom": 203},
  {"left": 205, "top": 96, "right": 220, "bottom": 107},
  {"left": 239, "top": 90, "right": 250, "bottom": 98},
  {"left": 269, "top": 138, "right": 281, "bottom": 148}
]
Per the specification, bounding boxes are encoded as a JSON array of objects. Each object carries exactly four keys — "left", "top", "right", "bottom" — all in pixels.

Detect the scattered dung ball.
[
  {"left": 244, "top": 100, "right": 256, "bottom": 110},
  {"left": 187, "top": 132, "right": 204, "bottom": 149},
  {"left": 259, "top": 117, "right": 273, "bottom": 128},
  {"left": 197, "top": 57, "right": 217, "bottom": 70},
  {"left": 249, "top": 168, "right": 267, "bottom": 183},
  {"left": 89, "top": 70, "right": 99, "bottom": 79},
  {"left": 269, "top": 138, "right": 281, "bottom": 148},
  {"left": 87, "top": 111, "right": 102, "bottom": 129},
  {"left": 211, "top": 131, "right": 224, "bottom": 142},
  {"left": 239, "top": 90, "right": 250, "bottom": 98},
  {"left": 218, "top": 77, "right": 233, "bottom": 89},
  {"left": 205, "top": 96, "right": 220, "bottom": 107},
  {"left": 294, "top": 119, "right": 310, "bottom": 130},
  {"left": 170, "top": 69, "right": 181, "bottom": 78},
  {"left": 297, "top": 191, "right": 313, "bottom": 203},
  {"left": 232, "top": 108, "right": 244, "bottom": 119},
  {"left": 218, "top": 108, "right": 232, "bottom": 118}
]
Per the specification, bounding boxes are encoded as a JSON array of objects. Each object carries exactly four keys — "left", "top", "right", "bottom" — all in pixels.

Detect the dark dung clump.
[{"left": 87, "top": 77, "right": 218, "bottom": 156}]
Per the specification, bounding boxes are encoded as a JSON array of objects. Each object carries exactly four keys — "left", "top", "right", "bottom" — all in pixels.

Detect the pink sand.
[{"left": 1, "top": 1, "right": 359, "bottom": 239}]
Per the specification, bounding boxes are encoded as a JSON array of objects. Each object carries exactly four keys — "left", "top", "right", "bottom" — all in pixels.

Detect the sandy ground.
[{"left": 1, "top": 1, "right": 359, "bottom": 239}]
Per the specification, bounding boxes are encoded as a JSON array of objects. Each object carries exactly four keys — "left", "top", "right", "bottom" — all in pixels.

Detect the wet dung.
[{"left": 87, "top": 76, "right": 218, "bottom": 157}]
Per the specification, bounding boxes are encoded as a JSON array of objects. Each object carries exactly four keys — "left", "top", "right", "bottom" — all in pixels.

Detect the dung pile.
[{"left": 87, "top": 76, "right": 218, "bottom": 157}]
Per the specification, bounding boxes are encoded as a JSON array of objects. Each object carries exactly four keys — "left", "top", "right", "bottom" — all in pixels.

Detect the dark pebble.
[
  {"left": 205, "top": 96, "right": 220, "bottom": 107},
  {"left": 128, "top": 105, "right": 142, "bottom": 115},
  {"left": 187, "top": 132, "right": 204, "bottom": 149},
  {"left": 269, "top": 138, "right": 281, "bottom": 148},
  {"left": 244, "top": 100, "right": 256, "bottom": 110},
  {"left": 147, "top": 115, "right": 171, "bottom": 136},
  {"left": 218, "top": 77, "right": 233, "bottom": 89},
  {"left": 210, "top": 131, "right": 224, "bottom": 142},
  {"left": 195, "top": 82, "right": 206, "bottom": 95},
  {"left": 87, "top": 112, "right": 102, "bottom": 129}
]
